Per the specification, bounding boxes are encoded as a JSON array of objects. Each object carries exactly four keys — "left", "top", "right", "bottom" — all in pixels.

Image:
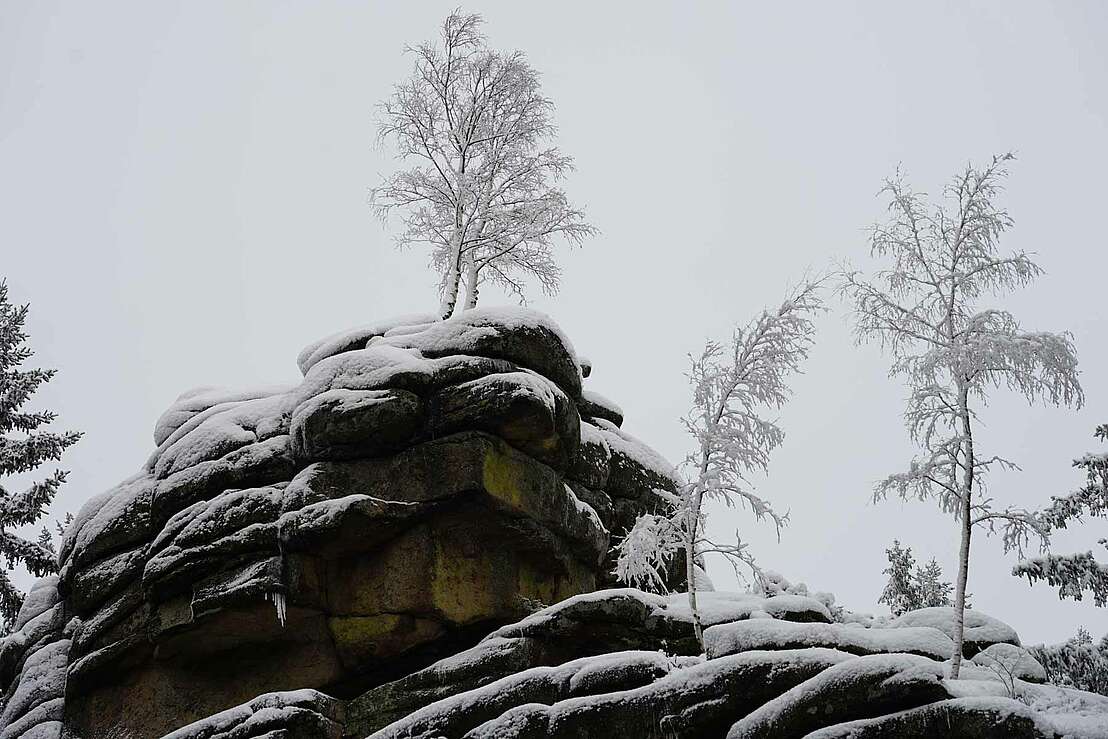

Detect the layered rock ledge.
[{"left": 0, "top": 309, "right": 680, "bottom": 738}]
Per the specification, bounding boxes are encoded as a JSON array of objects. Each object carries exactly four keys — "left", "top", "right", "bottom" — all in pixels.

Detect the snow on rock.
[
  {"left": 705, "top": 619, "right": 954, "bottom": 661},
  {"left": 153, "top": 384, "right": 295, "bottom": 447},
  {"left": 663, "top": 591, "right": 832, "bottom": 626},
  {"left": 149, "top": 393, "right": 290, "bottom": 479},
  {"left": 579, "top": 389, "right": 624, "bottom": 427},
  {"left": 1021, "top": 682, "right": 1108, "bottom": 739},
  {"left": 0, "top": 701, "right": 64, "bottom": 739},
  {"left": 972, "top": 643, "right": 1048, "bottom": 683},
  {"left": 347, "top": 588, "right": 835, "bottom": 736},
  {"left": 568, "top": 421, "right": 611, "bottom": 491},
  {"left": 296, "top": 313, "right": 439, "bottom": 375},
  {"left": 9, "top": 578, "right": 60, "bottom": 635},
  {"left": 0, "top": 640, "right": 70, "bottom": 733},
  {"left": 367, "top": 651, "right": 678, "bottom": 739},
  {"left": 161, "top": 689, "right": 344, "bottom": 739},
  {"left": 888, "top": 606, "right": 1020, "bottom": 656},
  {"left": 9, "top": 309, "right": 682, "bottom": 738},
  {"left": 461, "top": 648, "right": 852, "bottom": 739},
  {"left": 804, "top": 696, "right": 1061, "bottom": 738},
  {"left": 726, "top": 653, "right": 948, "bottom": 739},
  {"left": 373, "top": 306, "right": 582, "bottom": 397},
  {"left": 591, "top": 417, "right": 682, "bottom": 498},
  {"left": 0, "top": 597, "right": 64, "bottom": 691},
  {"left": 58, "top": 473, "right": 155, "bottom": 572}
]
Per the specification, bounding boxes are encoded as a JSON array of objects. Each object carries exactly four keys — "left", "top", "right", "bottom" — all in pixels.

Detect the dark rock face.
[{"left": 0, "top": 309, "right": 681, "bottom": 739}]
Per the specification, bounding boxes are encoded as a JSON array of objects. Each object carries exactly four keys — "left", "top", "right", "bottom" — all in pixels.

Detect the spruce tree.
[
  {"left": 0, "top": 281, "right": 81, "bottom": 632},
  {"left": 879, "top": 541, "right": 955, "bottom": 616},
  {"left": 1014, "top": 424, "right": 1108, "bottom": 607},
  {"left": 1029, "top": 627, "right": 1108, "bottom": 696},
  {"left": 879, "top": 540, "right": 919, "bottom": 616},
  {"left": 917, "top": 558, "right": 954, "bottom": 608}
]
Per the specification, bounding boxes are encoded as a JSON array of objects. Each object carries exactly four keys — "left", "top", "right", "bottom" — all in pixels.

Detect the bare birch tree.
[
  {"left": 615, "top": 279, "right": 824, "bottom": 648},
  {"left": 841, "top": 153, "right": 1083, "bottom": 678},
  {"left": 373, "top": 11, "right": 595, "bottom": 319}
]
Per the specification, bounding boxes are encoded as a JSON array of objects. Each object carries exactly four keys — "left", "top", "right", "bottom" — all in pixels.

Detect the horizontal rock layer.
[{"left": 0, "top": 309, "right": 682, "bottom": 738}]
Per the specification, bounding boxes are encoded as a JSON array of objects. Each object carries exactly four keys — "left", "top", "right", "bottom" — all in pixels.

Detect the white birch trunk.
[
  {"left": 686, "top": 487, "right": 705, "bottom": 651},
  {"left": 438, "top": 220, "right": 464, "bottom": 320},
  {"left": 950, "top": 386, "right": 975, "bottom": 679},
  {"left": 463, "top": 260, "right": 480, "bottom": 310}
]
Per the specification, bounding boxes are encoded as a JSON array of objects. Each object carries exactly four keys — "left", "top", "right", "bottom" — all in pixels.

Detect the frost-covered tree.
[
  {"left": 1013, "top": 424, "right": 1108, "bottom": 606},
  {"left": 373, "top": 11, "right": 595, "bottom": 319},
  {"left": 615, "top": 279, "right": 824, "bottom": 647},
  {"left": 1029, "top": 627, "right": 1108, "bottom": 696},
  {"left": 0, "top": 281, "right": 81, "bottom": 633},
  {"left": 841, "top": 154, "right": 1083, "bottom": 678},
  {"left": 916, "top": 557, "right": 955, "bottom": 609},
  {"left": 878, "top": 540, "right": 919, "bottom": 617},
  {"left": 878, "top": 540, "right": 954, "bottom": 616}
]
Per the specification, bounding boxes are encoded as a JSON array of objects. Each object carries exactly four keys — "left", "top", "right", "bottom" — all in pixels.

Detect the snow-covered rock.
[
  {"left": 705, "top": 619, "right": 955, "bottom": 661},
  {"left": 578, "top": 389, "right": 624, "bottom": 427},
  {"left": 366, "top": 650, "right": 680, "bottom": 739},
  {"left": 459, "top": 649, "right": 850, "bottom": 739},
  {"left": 161, "top": 689, "right": 344, "bottom": 739},
  {"left": 804, "top": 696, "right": 1057, "bottom": 738},
  {"left": 726, "top": 653, "right": 948, "bottom": 738},
  {"left": 889, "top": 606, "right": 1020, "bottom": 656},
  {"left": 972, "top": 643, "right": 1049, "bottom": 683},
  {"left": 0, "top": 309, "right": 680, "bottom": 738}
]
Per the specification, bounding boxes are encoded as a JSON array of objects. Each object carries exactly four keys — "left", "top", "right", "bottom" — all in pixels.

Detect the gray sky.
[{"left": 2, "top": 1, "right": 1106, "bottom": 643}]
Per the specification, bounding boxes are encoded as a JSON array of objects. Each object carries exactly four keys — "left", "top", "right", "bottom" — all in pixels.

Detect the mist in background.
[{"left": 2, "top": 1, "right": 1106, "bottom": 643}]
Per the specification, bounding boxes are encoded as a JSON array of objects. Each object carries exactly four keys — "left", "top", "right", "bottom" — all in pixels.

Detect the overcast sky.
[{"left": 2, "top": 1, "right": 1106, "bottom": 643}]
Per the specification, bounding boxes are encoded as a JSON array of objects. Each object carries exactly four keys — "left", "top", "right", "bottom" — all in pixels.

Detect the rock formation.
[
  {"left": 2, "top": 308, "right": 1106, "bottom": 738},
  {"left": 0, "top": 309, "right": 679, "bottom": 738}
]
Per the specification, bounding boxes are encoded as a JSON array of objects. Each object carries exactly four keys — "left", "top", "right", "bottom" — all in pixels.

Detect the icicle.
[{"left": 266, "top": 591, "right": 287, "bottom": 627}]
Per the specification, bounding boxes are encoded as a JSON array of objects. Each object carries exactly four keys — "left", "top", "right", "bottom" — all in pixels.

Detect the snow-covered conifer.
[
  {"left": 841, "top": 154, "right": 1083, "bottom": 677},
  {"left": 615, "top": 278, "right": 824, "bottom": 647},
  {"left": 916, "top": 557, "right": 954, "bottom": 608},
  {"left": 373, "top": 11, "right": 596, "bottom": 319},
  {"left": 878, "top": 541, "right": 954, "bottom": 616},
  {"left": 0, "top": 281, "right": 81, "bottom": 632},
  {"left": 878, "top": 540, "right": 919, "bottom": 616},
  {"left": 1014, "top": 423, "right": 1108, "bottom": 607},
  {"left": 1029, "top": 627, "right": 1108, "bottom": 696}
]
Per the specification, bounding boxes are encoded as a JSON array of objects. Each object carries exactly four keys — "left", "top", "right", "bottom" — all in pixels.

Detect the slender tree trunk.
[
  {"left": 439, "top": 225, "right": 464, "bottom": 320},
  {"left": 463, "top": 260, "right": 480, "bottom": 310},
  {"left": 686, "top": 487, "right": 705, "bottom": 651},
  {"left": 950, "top": 386, "right": 975, "bottom": 679}
]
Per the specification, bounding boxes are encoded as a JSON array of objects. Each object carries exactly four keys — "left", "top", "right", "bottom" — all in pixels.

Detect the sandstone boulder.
[{"left": 0, "top": 309, "right": 678, "bottom": 738}]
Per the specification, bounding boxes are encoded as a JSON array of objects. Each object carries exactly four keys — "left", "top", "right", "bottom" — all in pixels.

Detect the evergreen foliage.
[
  {"left": 878, "top": 540, "right": 954, "bottom": 616},
  {"left": 1029, "top": 627, "right": 1108, "bottom": 696},
  {"left": 0, "top": 281, "right": 81, "bottom": 632},
  {"left": 1014, "top": 424, "right": 1108, "bottom": 607}
]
